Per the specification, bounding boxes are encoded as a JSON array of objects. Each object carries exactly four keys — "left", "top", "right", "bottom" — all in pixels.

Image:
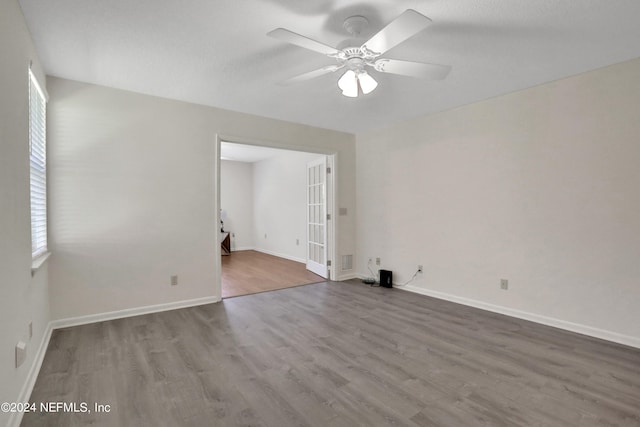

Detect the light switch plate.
[{"left": 16, "top": 341, "right": 27, "bottom": 368}]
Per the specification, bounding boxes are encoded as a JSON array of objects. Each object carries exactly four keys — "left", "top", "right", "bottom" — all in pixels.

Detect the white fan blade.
[
  {"left": 280, "top": 65, "right": 344, "bottom": 86},
  {"left": 361, "top": 10, "right": 432, "bottom": 56},
  {"left": 267, "top": 28, "right": 341, "bottom": 56},
  {"left": 374, "top": 59, "right": 451, "bottom": 80}
]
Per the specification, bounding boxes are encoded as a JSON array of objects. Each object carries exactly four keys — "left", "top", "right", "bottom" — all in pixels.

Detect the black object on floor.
[{"left": 380, "top": 269, "right": 392, "bottom": 288}]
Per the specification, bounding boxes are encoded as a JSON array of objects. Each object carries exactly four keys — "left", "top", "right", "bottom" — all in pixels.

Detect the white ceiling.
[
  {"left": 221, "top": 141, "right": 294, "bottom": 163},
  {"left": 19, "top": 0, "right": 640, "bottom": 134}
]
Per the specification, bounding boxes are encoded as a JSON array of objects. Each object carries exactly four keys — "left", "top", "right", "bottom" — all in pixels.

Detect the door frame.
[{"left": 214, "top": 133, "right": 338, "bottom": 300}]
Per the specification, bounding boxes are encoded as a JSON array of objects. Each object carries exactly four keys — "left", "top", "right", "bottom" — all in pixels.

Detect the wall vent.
[{"left": 341, "top": 255, "right": 353, "bottom": 271}]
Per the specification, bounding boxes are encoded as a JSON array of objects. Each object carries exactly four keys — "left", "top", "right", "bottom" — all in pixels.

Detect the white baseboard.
[
  {"left": 401, "top": 284, "right": 640, "bottom": 350},
  {"left": 335, "top": 272, "right": 360, "bottom": 281},
  {"left": 254, "top": 248, "right": 305, "bottom": 264},
  {"left": 50, "top": 295, "right": 220, "bottom": 330},
  {"left": 9, "top": 322, "right": 53, "bottom": 427},
  {"left": 233, "top": 246, "right": 255, "bottom": 252}
]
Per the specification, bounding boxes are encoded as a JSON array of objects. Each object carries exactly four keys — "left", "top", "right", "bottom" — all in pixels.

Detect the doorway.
[{"left": 215, "top": 137, "right": 337, "bottom": 299}]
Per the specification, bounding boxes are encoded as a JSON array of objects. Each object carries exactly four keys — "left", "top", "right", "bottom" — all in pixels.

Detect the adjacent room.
[
  {"left": 2, "top": 0, "right": 640, "bottom": 426},
  {"left": 219, "top": 142, "right": 328, "bottom": 298}
]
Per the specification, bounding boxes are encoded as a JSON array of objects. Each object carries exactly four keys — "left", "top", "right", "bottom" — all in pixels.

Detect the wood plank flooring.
[
  {"left": 222, "top": 250, "right": 323, "bottom": 298},
  {"left": 23, "top": 281, "right": 640, "bottom": 427}
]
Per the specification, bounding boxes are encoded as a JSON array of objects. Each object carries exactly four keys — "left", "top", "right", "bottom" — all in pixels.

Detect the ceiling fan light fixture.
[
  {"left": 338, "top": 69, "right": 378, "bottom": 97},
  {"left": 357, "top": 72, "right": 378, "bottom": 94},
  {"left": 268, "top": 9, "right": 451, "bottom": 98},
  {"left": 338, "top": 70, "right": 358, "bottom": 97}
]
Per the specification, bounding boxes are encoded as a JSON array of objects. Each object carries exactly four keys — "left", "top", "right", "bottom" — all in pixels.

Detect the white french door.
[{"left": 306, "top": 157, "right": 328, "bottom": 278}]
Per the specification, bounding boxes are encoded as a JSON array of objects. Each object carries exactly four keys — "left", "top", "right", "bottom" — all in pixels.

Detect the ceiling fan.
[{"left": 267, "top": 9, "right": 451, "bottom": 98}]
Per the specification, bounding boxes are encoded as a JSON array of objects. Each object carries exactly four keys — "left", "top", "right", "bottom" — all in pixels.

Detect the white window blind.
[{"left": 29, "top": 69, "right": 48, "bottom": 258}]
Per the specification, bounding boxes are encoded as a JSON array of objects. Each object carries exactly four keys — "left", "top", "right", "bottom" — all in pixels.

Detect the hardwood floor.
[
  {"left": 23, "top": 281, "right": 640, "bottom": 427},
  {"left": 222, "top": 250, "right": 323, "bottom": 298}
]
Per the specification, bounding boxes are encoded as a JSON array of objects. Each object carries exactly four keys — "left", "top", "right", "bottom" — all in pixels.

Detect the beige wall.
[
  {"left": 220, "top": 160, "right": 254, "bottom": 251},
  {"left": 47, "top": 77, "right": 356, "bottom": 320},
  {"left": 0, "top": 0, "right": 51, "bottom": 424},
  {"left": 222, "top": 150, "right": 333, "bottom": 264},
  {"left": 252, "top": 150, "right": 325, "bottom": 262},
  {"left": 356, "top": 58, "right": 640, "bottom": 346}
]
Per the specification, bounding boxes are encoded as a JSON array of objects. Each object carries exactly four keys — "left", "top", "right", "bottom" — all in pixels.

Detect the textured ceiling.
[{"left": 19, "top": 0, "right": 640, "bottom": 134}]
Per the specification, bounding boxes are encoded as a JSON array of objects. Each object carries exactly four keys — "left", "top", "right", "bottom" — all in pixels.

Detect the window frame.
[{"left": 29, "top": 68, "right": 48, "bottom": 262}]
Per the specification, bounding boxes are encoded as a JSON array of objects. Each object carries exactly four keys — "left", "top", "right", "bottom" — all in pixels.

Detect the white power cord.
[
  {"left": 367, "top": 263, "right": 379, "bottom": 283},
  {"left": 394, "top": 269, "right": 420, "bottom": 287}
]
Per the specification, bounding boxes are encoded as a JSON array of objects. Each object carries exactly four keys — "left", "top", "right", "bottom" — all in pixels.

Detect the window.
[{"left": 29, "top": 69, "right": 47, "bottom": 259}]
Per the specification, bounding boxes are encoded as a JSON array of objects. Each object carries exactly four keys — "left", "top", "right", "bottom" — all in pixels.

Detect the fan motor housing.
[
  {"left": 344, "top": 56, "right": 365, "bottom": 72},
  {"left": 342, "top": 47, "right": 363, "bottom": 57},
  {"left": 338, "top": 46, "right": 377, "bottom": 67}
]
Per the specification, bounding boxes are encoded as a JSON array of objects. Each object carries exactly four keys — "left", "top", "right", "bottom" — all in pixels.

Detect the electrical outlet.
[
  {"left": 28, "top": 322, "right": 33, "bottom": 340},
  {"left": 500, "top": 279, "right": 508, "bottom": 290},
  {"left": 368, "top": 257, "right": 373, "bottom": 264},
  {"left": 376, "top": 257, "right": 381, "bottom": 266},
  {"left": 171, "top": 275, "right": 178, "bottom": 286},
  {"left": 16, "top": 341, "right": 27, "bottom": 368},
  {"left": 264, "top": 233, "right": 267, "bottom": 239},
  {"left": 418, "top": 265, "right": 423, "bottom": 273},
  {"left": 296, "top": 238, "right": 299, "bottom": 246}
]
